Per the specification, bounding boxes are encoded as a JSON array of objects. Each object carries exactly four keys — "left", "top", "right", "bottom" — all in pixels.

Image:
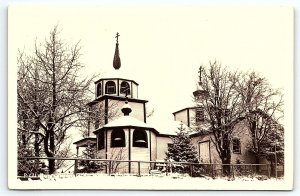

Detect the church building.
[{"left": 73, "top": 33, "right": 256, "bottom": 173}]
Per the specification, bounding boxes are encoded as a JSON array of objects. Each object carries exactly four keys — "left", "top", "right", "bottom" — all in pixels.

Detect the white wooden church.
[{"left": 73, "top": 33, "right": 255, "bottom": 173}]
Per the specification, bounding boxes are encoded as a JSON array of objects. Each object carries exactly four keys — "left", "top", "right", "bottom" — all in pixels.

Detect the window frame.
[
  {"left": 105, "top": 81, "right": 116, "bottom": 94},
  {"left": 96, "top": 83, "right": 102, "bottom": 97},
  {"left": 232, "top": 138, "right": 241, "bottom": 154},
  {"left": 111, "top": 128, "right": 126, "bottom": 148},
  {"left": 133, "top": 129, "right": 148, "bottom": 148}
]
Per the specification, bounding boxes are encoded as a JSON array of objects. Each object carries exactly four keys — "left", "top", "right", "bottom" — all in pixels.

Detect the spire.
[{"left": 113, "top": 32, "right": 121, "bottom": 70}]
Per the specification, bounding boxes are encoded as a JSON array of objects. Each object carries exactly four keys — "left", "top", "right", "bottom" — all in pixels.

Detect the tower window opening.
[
  {"left": 105, "top": 81, "right": 116, "bottom": 94},
  {"left": 111, "top": 128, "right": 125, "bottom": 147},
  {"left": 133, "top": 129, "right": 148, "bottom": 148},
  {"left": 196, "top": 108, "right": 205, "bottom": 123},
  {"left": 120, "top": 81, "right": 130, "bottom": 95}
]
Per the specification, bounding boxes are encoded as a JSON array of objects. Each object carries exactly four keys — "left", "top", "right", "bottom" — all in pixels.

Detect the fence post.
[
  {"left": 108, "top": 161, "right": 111, "bottom": 176},
  {"left": 232, "top": 165, "right": 234, "bottom": 179},
  {"left": 211, "top": 164, "right": 214, "bottom": 178},
  {"left": 138, "top": 162, "right": 141, "bottom": 177},
  {"left": 74, "top": 159, "right": 78, "bottom": 177},
  {"left": 190, "top": 164, "right": 193, "bottom": 177},
  {"left": 166, "top": 162, "right": 169, "bottom": 176},
  {"left": 267, "top": 164, "right": 271, "bottom": 179}
]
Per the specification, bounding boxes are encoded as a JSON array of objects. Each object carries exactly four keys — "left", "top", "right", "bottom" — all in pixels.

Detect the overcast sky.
[{"left": 9, "top": 6, "right": 293, "bottom": 122}]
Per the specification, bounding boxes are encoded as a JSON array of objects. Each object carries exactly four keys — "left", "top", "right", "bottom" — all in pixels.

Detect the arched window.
[
  {"left": 133, "top": 129, "right": 148, "bottom": 148},
  {"left": 96, "top": 83, "right": 102, "bottom": 97},
  {"left": 105, "top": 81, "right": 116, "bottom": 94},
  {"left": 111, "top": 128, "right": 125, "bottom": 147},
  {"left": 120, "top": 81, "right": 130, "bottom": 95}
]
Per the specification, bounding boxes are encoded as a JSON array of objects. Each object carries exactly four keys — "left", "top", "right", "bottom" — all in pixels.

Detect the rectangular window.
[
  {"left": 98, "top": 131, "right": 105, "bottom": 150},
  {"left": 167, "top": 143, "right": 173, "bottom": 149},
  {"left": 196, "top": 108, "right": 204, "bottom": 123},
  {"left": 232, "top": 138, "right": 241, "bottom": 154}
]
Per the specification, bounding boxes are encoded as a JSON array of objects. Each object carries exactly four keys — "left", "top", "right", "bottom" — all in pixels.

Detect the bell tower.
[{"left": 88, "top": 32, "right": 148, "bottom": 133}]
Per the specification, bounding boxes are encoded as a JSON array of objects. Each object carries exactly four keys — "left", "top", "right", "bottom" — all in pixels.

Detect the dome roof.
[{"left": 99, "top": 69, "right": 137, "bottom": 83}]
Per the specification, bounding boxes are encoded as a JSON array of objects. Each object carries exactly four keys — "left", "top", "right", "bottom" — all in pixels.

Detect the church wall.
[
  {"left": 189, "top": 109, "right": 196, "bottom": 127},
  {"left": 156, "top": 136, "right": 172, "bottom": 161},
  {"left": 150, "top": 131, "right": 157, "bottom": 161},
  {"left": 105, "top": 128, "right": 130, "bottom": 173},
  {"left": 174, "top": 109, "right": 188, "bottom": 126},
  {"left": 105, "top": 128, "right": 129, "bottom": 160},
  {"left": 96, "top": 128, "right": 155, "bottom": 174},
  {"left": 132, "top": 83, "right": 138, "bottom": 98},
  {"left": 130, "top": 128, "right": 151, "bottom": 173},
  {"left": 89, "top": 101, "right": 106, "bottom": 134},
  {"left": 106, "top": 99, "right": 145, "bottom": 122},
  {"left": 191, "top": 121, "right": 256, "bottom": 165},
  {"left": 231, "top": 121, "right": 255, "bottom": 164}
]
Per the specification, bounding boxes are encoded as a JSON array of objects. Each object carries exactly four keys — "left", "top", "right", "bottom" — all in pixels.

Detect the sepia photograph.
[{"left": 7, "top": 5, "right": 294, "bottom": 190}]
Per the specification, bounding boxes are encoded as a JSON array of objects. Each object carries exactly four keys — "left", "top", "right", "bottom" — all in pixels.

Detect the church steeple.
[{"left": 113, "top": 32, "right": 121, "bottom": 70}]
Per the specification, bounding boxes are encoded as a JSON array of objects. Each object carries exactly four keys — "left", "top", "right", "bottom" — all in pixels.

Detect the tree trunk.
[
  {"left": 221, "top": 151, "right": 231, "bottom": 176},
  {"left": 255, "top": 154, "right": 260, "bottom": 173},
  {"left": 221, "top": 134, "right": 231, "bottom": 176},
  {"left": 44, "top": 119, "right": 56, "bottom": 174},
  {"left": 48, "top": 129, "right": 56, "bottom": 174}
]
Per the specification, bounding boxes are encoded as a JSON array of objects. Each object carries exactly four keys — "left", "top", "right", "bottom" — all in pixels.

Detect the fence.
[{"left": 18, "top": 156, "right": 278, "bottom": 180}]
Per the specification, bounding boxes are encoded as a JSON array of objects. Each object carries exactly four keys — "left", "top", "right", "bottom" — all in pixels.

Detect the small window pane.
[{"left": 232, "top": 139, "right": 241, "bottom": 154}]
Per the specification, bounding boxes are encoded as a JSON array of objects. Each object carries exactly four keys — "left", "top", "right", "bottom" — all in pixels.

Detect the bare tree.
[
  {"left": 235, "top": 72, "right": 284, "bottom": 171},
  {"left": 17, "top": 25, "right": 96, "bottom": 174},
  {"left": 109, "top": 148, "right": 127, "bottom": 174},
  {"left": 195, "top": 61, "right": 244, "bottom": 176}
]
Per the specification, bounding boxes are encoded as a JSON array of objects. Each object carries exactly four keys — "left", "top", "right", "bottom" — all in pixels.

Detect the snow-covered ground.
[{"left": 11, "top": 173, "right": 288, "bottom": 190}]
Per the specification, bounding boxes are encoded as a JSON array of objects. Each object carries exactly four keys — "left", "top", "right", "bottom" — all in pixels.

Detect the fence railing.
[{"left": 18, "top": 156, "right": 279, "bottom": 180}]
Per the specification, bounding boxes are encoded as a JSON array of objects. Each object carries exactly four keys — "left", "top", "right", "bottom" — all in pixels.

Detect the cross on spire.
[
  {"left": 113, "top": 32, "right": 121, "bottom": 69},
  {"left": 198, "top": 66, "right": 204, "bottom": 85},
  {"left": 115, "top": 32, "right": 120, "bottom": 44}
]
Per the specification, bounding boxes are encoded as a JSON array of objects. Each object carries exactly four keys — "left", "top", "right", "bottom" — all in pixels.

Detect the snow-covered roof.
[
  {"left": 147, "top": 118, "right": 195, "bottom": 136},
  {"left": 103, "top": 116, "right": 153, "bottom": 129}
]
